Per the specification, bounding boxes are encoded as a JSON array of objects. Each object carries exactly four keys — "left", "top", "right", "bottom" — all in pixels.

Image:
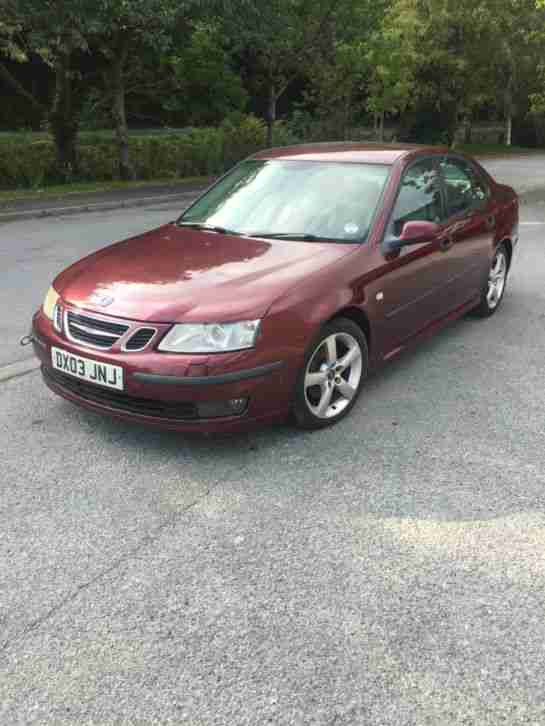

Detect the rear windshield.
[{"left": 179, "top": 160, "right": 390, "bottom": 242}]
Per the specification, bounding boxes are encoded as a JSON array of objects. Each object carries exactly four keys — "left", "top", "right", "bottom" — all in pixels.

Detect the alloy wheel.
[
  {"left": 487, "top": 249, "right": 507, "bottom": 310},
  {"left": 304, "top": 332, "right": 363, "bottom": 420}
]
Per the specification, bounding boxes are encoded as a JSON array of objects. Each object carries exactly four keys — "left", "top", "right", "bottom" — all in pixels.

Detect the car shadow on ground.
[
  {"left": 48, "top": 295, "right": 545, "bottom": 527},
  {"left": 58, "top": 315, "right": 469, "bottom": 442}
]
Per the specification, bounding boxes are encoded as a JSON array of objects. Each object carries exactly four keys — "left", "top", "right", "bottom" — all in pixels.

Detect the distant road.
[{"left": 480, "top": 153, "right": 545, "bottom": 195}]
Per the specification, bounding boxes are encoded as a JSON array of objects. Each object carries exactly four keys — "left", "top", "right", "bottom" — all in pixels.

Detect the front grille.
[
  {"left": 43, "top": 366, "right": 198, "bottom": 420},
  {"left": 66, "top": 311, "right": 129, "bottom": 349},
  {"left": 124, "top": 327, "right": 156, "bottom": 351}
]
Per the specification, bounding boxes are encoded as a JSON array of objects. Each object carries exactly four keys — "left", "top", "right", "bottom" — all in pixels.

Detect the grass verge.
[
  {"left": 0, "top": 176, "right": 210, "bottom": 204},
  {"left": 459, "top": 143, "right": 542, "bottom": 156}
]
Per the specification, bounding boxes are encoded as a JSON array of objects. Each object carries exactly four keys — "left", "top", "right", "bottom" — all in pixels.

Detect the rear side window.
[
  {"left": 388, "top": 158, "right": 444, "bottom": 238},
  {"left": 440, "top": 156, "right": 489, "bottom": 216}
]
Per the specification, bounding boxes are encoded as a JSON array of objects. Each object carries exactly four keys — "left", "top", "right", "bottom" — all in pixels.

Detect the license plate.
[{"left": 51, "top": 346, "right": 124, "bottom": 391}]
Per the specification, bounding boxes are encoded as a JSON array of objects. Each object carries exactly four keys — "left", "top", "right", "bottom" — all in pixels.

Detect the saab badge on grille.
[{"left": 89, "top": 292, "right": 114, "bottom": 307}]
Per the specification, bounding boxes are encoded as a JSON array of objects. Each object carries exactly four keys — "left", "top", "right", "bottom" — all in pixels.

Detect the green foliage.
[
  {"left": 0, "top": 140, "right": 54, "bottom": 188},
  {"left": 382, "top": 0, "right": 544, "bottom": 144},
  {"left": 301, "top": 0, "right": 393, "bottom": 138},
  {"left": 382, "top": 0, "right": 490, "bottom": 142},
  {"left": 223, "top": 0, "right": 357, "bottom": 143},
  {"left": 166, "top": 23, "right": 248, "bottom": 126},
  {"left": 268, "top": 120, "right": 301, "bottom": 147},
  {"left": 0, "top": 115, "right": 275, "bottom": 189},
  {"left": 304, "top": 39, "right": 369, "bottom": 140},
  {"left": 3, "top": 0, "right": 545, "bottom": 155}
]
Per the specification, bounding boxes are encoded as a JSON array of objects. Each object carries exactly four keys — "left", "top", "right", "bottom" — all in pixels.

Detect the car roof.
[{"left": 251, "top": 142, "right": 449, "bottom": 165}]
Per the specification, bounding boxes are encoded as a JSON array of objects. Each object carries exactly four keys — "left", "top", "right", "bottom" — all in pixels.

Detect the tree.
[
  {"left": 528, "top": 1, "right": 545, "bottom": 136},
  {"left": 3, "top": 0, "right": 91, "bottom": 177},
  {"left": 366, "top": 6, "right": 414, "bottom": 141},
  {"left": 166, "top": 22, "right": 247, "bottom": 126},
  {"left": 476, "top": 0, "right": 539, "bottom": 146},
  {"left": 0, "top": 12, "right": 48, "bottom": 122},
  {"left": 82, "top": 0, "right": 183, "bottom": 179},
  {"left": 301, "top": 0, "right": 392, "bottom": 141},
  {"left": 382, "top": 0, "right": 497, "bottom": 145},
  {"left": 226, "top": 0, "right": 347, "bottom": 146},
  {"left": 305, "top": 39, "right": 369, "bottom": 141}
]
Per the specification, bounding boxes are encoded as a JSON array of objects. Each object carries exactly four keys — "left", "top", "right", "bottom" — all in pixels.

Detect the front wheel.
[
  {"left": 292, "top": 318, "right": 368, "bottom": 430},
  {"left": 472, "top": 243, "right": 509, "bottom": 318}
]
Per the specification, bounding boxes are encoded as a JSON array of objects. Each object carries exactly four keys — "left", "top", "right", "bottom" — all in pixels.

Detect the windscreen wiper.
[
  {"left": 177, "top": 222, "right": 238, "bottom": 235},
  {"left": 247, "top": 232, "right": 322, "bottom": 241}
]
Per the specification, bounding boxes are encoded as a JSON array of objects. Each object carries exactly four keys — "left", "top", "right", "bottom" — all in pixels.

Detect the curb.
[
  {"left": 0, "top": 188, "right": 205, "bottom": 225},
  {"left": 0, "top": 358, "right": 40, "bottom": 383}
]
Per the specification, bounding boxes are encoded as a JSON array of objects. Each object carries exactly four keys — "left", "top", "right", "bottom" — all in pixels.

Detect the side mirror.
[{"left": 383, "top": 220, "right": 441, "bottom": 253}]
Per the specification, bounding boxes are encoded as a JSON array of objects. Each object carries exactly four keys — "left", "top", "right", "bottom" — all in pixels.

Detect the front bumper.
[{"left": 32, "top": 310, "right": 297, "bottom": 432}]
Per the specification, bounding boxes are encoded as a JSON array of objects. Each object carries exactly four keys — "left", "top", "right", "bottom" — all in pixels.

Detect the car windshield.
[{"left": 178, "top": 160, "right": 390, "bottom": 242}]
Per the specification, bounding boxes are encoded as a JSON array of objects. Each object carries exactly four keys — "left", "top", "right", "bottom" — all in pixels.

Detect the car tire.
[
  {"left": 472, "top": 243, "right": 509, "bottom": 318},
  {"left": 292, "top": 317, "right": 369, "bottom": 430}
]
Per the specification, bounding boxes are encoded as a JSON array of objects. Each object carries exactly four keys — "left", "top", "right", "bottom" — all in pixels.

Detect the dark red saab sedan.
[{"left": 30, "top": 143, "right": 518, "bottom": 431}]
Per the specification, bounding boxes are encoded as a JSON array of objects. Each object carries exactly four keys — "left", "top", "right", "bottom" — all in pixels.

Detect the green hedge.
[{"left": 0, "top": 115, "right": 299, "bottom": 189}]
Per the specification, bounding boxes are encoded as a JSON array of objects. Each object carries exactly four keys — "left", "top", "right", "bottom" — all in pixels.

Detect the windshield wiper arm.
[
  {"left": 247, "top": 232, "right": 322, "bottom": 241},
  {"left": 177, "top": 222, "right": 238, "bottom": 235}
]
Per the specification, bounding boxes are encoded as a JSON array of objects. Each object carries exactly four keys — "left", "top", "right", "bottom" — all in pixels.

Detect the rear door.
[{"left": 438, "top": 155, "right": 495, "bottom": 310}]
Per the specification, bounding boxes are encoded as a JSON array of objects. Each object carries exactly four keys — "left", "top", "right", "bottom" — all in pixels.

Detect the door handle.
[{"left": 486, "top": 214, "right": 496, "bottom": 230}]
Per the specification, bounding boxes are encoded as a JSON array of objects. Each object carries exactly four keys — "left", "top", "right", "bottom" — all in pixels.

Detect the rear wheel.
[
  {"left": 472, "top": 243, "right": 508, "bottom": 317},
  {"left": 292, "top": 318, "right": 368, "bottom": 430}
]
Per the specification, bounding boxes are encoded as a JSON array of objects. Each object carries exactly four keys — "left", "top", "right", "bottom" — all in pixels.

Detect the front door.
[{"left": 377, "top": 157, "right": 453, "bottom": 356}]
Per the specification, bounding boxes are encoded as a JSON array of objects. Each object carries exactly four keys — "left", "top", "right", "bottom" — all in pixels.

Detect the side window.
[
  {"left": 440, "top": 156, "right": 489, "bottom": 216},
  {"left": 389, "top": 159, "right": 443, "bottom": 238}
]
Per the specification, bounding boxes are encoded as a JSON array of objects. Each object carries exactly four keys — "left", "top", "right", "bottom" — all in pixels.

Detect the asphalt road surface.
[{"left": 1, "top": 156, "right": 545, "bottom": 724}]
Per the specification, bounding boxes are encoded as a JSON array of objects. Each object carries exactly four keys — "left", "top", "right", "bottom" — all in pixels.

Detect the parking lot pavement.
[
  {"left": 0, "top": 199, "right": 186, "bottom": 367},
  {"left": 1, "top": 188, "right": 545, "bottom": 722}
]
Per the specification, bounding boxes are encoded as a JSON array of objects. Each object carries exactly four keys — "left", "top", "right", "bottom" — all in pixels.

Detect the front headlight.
[
  {"left": 158, "top": 320, "right": 261, "bottom": 353},
  {"left": 42, "top": 286, "right": 59, "bottom": 320}
]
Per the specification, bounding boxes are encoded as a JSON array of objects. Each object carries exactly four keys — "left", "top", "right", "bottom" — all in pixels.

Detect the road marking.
[
  {"left": 520, "top": 222, "right": 545, "bottom": 225},
  {"left": 0, "top": 358, "right": 40, "bottom": 383}
]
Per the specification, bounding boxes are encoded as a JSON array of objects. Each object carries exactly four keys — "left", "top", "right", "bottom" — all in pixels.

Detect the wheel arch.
[{"left": 328, "top": 306, "right": 372, "bottom": 354}]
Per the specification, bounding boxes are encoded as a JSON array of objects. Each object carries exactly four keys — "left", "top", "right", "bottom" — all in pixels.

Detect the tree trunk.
[
  {"left": 503, "top": 41, "right": 515, "bottom": 147},
  {"left": 266, "top": 84, "right": 277, "bottom": 147},
  {"left": 446, "top": 108, "right": 458, "bottom": 148},
  {"left": 50, "top": 51, "right": 78, "bottom": 180},
  {"left": 110, "top": 39, "right": 133, "bottom": 181},
  {"left": 342, "top": 94, "right": 351, "bottom": 141},
  {"left": 504, "top": 78, "right": 513, "bottom": 146},
  {"left": 378, "top": 111, "right": 385, "bottom": 142},
  {"left": 505, "top": 113, "right": 513, "bottom": 147},
  {"left": 504, "top": 78, "right": 513, "bottom": 147},
  {"left": 454, "top": 115, "right": 472, "bottom": 145}
]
